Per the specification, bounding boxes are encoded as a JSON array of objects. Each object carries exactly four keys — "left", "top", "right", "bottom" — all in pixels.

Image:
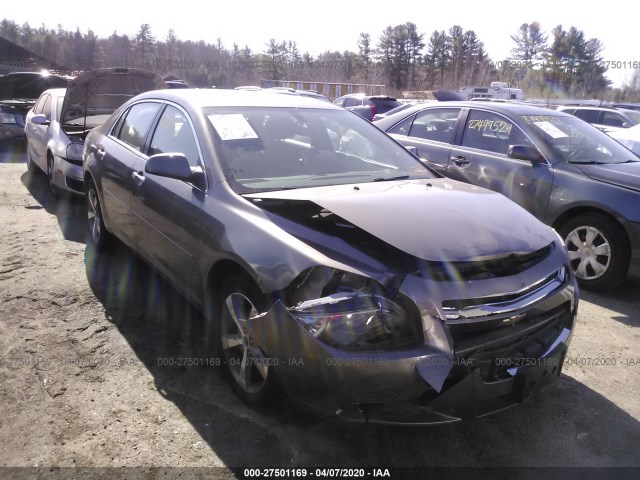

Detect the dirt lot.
[{"left": 0, "top": 145, "right": 639, "bottom": 478}]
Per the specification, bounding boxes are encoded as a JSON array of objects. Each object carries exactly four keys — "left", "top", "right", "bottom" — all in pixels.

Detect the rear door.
[
  {"left": 446, "top": 108, "right": 554, "bottom": 219},
  {"left": 131, "top": 104, "right": 206, "bottom": 300},
  {"left": 99, "top": 101, "right": 162, "bottom": 246},
  {"left": 387, "top": 107, "right": 461, "bottom": 174}
]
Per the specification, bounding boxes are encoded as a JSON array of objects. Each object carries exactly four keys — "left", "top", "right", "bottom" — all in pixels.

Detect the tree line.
[{"left": 1, "top": 18, "right": 638, "bottom": 100}]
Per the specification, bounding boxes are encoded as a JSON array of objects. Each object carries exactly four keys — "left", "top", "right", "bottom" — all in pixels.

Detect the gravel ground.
[{"left": 0, "top": 146, "right": 639, "bottom": 479}]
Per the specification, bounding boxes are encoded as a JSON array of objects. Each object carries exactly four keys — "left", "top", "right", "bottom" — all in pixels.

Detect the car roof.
[
  {"left": 132, "top": 88, "right": 342, "bottom": 110},
  {"left": 338, "top": 93, "right": 397, "bottom": 99},
  {"left": 396, "top": 101, "right": 560, "bottom": 117},
  {"left": 558, "top": 106, "right": 621, "bottom": 112}
]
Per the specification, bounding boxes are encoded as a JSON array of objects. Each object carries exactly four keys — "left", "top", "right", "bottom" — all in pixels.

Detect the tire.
[
  {"left": 213, "top": 275, "right": 282, "bottom": 407},
  {"left": 47, "top": 155, "right": 59, "bottom": 197},
  {"left": 85, "top": 180, "right": 113, "bottom": 251},
  {"left": 559, "top": 213, "right": 630, "bottom": 290}
]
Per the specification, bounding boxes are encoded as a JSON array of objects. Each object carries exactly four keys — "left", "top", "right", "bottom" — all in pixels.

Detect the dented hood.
[
  {"left": 61, "top": 68, "right": 166, "bottom": 125},
  {"left": 244, "top": 179, "right": 555, "bottom": 263}
]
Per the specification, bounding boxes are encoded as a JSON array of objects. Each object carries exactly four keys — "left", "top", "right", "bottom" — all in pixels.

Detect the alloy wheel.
[
  {"left": 220, "top": 292, "right": 268, "bottom": 394},
  {"left": 87, "top": 188, "right": 102, "bottom": 243}
]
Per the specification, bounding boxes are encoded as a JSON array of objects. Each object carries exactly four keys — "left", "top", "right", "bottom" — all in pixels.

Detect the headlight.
[
  {"left": 66, "top": 143, "right": 84, "bottom": 161},
  {"left": 291, "top": 291, "right": 415, "bottom": 351},
  {"left": 0, "top": 113, "right": 17, "bottom": 124}
]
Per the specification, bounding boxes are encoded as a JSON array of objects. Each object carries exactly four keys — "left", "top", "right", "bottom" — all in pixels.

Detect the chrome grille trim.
[{"left": 443, "top": 267, "right": 566, "bottom": 324}]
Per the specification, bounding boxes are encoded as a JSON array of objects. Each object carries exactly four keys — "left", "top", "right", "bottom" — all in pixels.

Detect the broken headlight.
[{"left": 291, "top": 291, "right": 415, "bottom": 351}]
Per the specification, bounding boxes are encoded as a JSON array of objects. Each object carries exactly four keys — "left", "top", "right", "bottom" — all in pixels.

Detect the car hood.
[
  {"left": 578, "top": 162, "right": 640, "bottom": 193},
  {"left": 61, "top": 68, "right": 166, "bottom": 126},
  {"left": 244, "top": 179, "right": 555, "bottom": 263}
]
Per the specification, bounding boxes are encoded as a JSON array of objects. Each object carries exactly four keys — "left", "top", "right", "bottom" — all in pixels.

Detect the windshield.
[
  {"left": 520, "top": 114, "right": 640, "bottom": 164},
  {"left": 205, "top": 107, "right": 435, "bottom": 193}
]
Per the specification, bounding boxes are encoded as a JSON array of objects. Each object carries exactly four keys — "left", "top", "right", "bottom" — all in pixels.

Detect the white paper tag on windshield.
[
  {"left": 208, "top": 114, "right": 258, "bottom": 140},
  {"left": 534, "top": 121, "right": 567, "bottom": 138}
]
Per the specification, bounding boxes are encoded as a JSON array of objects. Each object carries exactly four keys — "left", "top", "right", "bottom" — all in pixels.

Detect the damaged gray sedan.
[{"left": 83, "top": 89, "right": 578, "bottom": 425}]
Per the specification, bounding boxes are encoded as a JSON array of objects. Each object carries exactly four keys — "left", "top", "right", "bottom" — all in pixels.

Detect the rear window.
[
  {"left": 573, "top": 109, "right": 600, "bottom": 123},
  {"left": 0, "top": 74, "right": 68, "bottom": 100},
  {"left": 370, "top": 98, "right": 402, "bottom": 114}
]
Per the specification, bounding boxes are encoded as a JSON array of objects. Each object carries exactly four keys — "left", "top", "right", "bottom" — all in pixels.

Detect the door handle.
[
  {"left": 451, "top": 156, "right": 470, "bottom": 167},
  {"left": 95, "top": 148, "right": 105, "bottom": 160},
  {"left": 132, "top": 171, "right": 145, "bottom": 185}
]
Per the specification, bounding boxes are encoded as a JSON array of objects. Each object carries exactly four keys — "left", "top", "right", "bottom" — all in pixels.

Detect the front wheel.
[
  {"left": 213, "top": 276, "right": 282, "bottom": 407},
  {"left": 560, "top": 213, "right": 630, "bottom": 290},
  {"left": 47, "top": 155, "right": 59, "bottom": 197}
]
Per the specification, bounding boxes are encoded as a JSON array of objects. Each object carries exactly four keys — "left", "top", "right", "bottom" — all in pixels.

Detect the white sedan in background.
[
  {"left": 609, "top": 124, "right": 640, "bottom": 156},
  {"left": 24, "top": 68, "right": 166, "bottom": 196}
]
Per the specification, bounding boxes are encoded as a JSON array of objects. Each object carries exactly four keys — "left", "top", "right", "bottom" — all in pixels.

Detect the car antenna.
[{"left": 83, "top": 80, "right": 89, "bottom": 132}]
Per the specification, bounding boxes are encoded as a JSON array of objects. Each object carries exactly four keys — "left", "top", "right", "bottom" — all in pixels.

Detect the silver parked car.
[
  {"left": 84, "top": 89, "right": 578, "bottom": 425},
  {"left": 556, "top": 106, "right": 640, "bottom": 134},
  {"left": 24, "top": 68, "right": 166, "bottom": 196}
]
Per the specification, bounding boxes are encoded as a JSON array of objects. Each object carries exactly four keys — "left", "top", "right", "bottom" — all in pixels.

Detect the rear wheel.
[
  {"left": 214, "top": 275, "right": 282, "bottom": 407},
  {"left": 560, "top": 213, "right": 630, "bottom": 290},
  {"left": 86, "top": 180, "right": 113, "bottom": 251}
]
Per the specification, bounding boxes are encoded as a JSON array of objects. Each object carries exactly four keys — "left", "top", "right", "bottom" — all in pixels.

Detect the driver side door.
[{"left": 446, "top": 109, "right": 554, "bottom": 219}]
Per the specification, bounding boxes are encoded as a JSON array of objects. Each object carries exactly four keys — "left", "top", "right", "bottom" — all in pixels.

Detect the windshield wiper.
[
  {"left": 616, "top": 159, "right": 640, "bottom": 164},
  {"left": 568, "top": 160, "right": 606, "bottom": 165},
  {"left": 372, "top": 175, "right": 411, "bottom": 182}
]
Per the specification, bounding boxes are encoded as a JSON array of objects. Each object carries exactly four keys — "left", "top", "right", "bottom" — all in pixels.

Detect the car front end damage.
[
  {"left": 239, "top": 182, "right": 578, "bottom": 425},
  {"left": 249, "top": 259, "right": 576, "bottom": 425}
]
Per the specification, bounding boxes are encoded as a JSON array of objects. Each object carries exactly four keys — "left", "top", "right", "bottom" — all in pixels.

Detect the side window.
[
  {"left": 33, "top": 94, "right": 46, "bottom": 115},
  {"left": 333, "top": 97, "right": 345, "bottom": 107},
  {"left": 110, "top": 109, "right": 128, "bottom": 138},
  {"left": 41, "top": 95, "right": 52, "bottom": 121},
  {"left": 343, "top": 97, "right": 361, "bottom": 107},
  {"left": 574, "top": 109, "right": 600, "bottom": 124},
  {"left": 408, "top": 108, "right": 460, "bottom": 144},
  {"left": 602, "top": 112, "right": 625, "bottom": 127},
  {"left": 461, "top": 110, "right": 530, "bottom": 155},
  {"left": 148, "top": 105, "right": 200, "bottom": 167},
  {"left": 116, "top": 103, "right": 161, "bottom": 152},
  {"left": 388, "top": 115, "right": 415, "bottom": 136}
]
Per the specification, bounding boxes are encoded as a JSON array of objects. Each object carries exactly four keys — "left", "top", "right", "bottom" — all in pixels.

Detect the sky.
[{"left": 2, "top": 0, "right": 636, "bottom": 88}]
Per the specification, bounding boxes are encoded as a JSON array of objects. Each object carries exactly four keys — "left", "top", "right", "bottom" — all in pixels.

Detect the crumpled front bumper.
[{"left": 248, "top": 274, "right": 577, "bottom": 425}]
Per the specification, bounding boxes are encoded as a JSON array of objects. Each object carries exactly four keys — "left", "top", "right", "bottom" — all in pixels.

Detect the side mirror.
[
  {"left": 145, "top": 153, "right": 205, "bottom": 188},
  {"left": 405, "top": 145, "right": 421, "bottom": 158},
  {"left": 31, "top": 114, "right": 49, "bottom": 125},
  {"left": 622, "top": 122, "right": 631, "bottom": 128},
  {"left": 507, "top": 145, "right": 545, "bottom": 163}
]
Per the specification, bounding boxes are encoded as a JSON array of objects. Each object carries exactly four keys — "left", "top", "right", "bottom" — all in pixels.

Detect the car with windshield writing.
[
  {"left": 376, "top": 102, "right": 640, "bottom": 290},
  {"left": 83, "top": 89, "right": 577, "bottom": 424}
]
